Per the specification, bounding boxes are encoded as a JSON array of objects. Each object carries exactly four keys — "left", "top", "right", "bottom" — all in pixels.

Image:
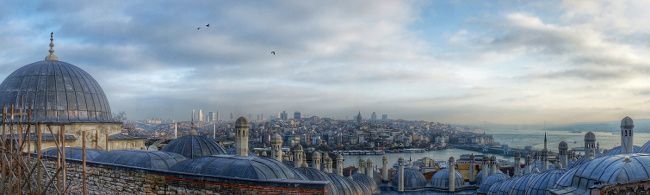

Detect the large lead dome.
[{"left": 0, "top": 60, "right": 115, "bottom": 123}]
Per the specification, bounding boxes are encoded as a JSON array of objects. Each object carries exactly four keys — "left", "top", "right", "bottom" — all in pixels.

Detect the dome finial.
[{"left": 45, "top": 32, "right": 59, "bottom": 61}]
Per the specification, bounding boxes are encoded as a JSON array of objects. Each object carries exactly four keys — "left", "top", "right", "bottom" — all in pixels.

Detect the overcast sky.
[{"left": 1, "top": 1, "right": 650, "bottom": 124}]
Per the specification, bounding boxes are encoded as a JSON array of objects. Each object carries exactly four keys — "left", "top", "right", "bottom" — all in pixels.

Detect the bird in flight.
[
  {"left": 206, "top": 24, "right": 210, "bottom": 27},
  {"left": 197, "top": 27, "right": 201, "bottom": 30},
  {"left": 271, "top": 51, "right": 276, "bottom": 55}
]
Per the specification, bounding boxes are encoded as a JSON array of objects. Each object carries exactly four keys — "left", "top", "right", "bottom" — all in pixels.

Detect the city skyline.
[{"left": 2, "top": 1, "right": 650, "bottom": 124}]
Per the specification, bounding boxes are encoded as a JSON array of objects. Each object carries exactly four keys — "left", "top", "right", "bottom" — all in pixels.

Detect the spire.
[
  {"left": 45, "top": 32, "right": 59, "bottom": 61},
  {"left": 544, "top": 132, "right": 547, "bottom": 150}
]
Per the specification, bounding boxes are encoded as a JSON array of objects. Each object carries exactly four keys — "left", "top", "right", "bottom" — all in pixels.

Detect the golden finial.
[{"left": 45, "top": 32, "right": 58, "bottom": 61}]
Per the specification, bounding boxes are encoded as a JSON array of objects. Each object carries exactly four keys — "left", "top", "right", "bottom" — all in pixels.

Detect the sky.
[{"left": 1, "top": 0, "right": 650, "bottom": 124}]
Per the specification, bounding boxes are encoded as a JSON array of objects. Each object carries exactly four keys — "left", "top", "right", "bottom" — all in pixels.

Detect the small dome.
[
  {"left": 478, "top": 172, "right": 509, "bottom": 193},
  {"left": 294, "top": 167, "right": 339, "bottom": 195},
  {"left": 293, "top": 144, "right": 303, "bottom": 151},
  {"left": 526, "top": 169, "right": 566, "bottom": 195},
  {"left": 601, "top": 145, "right": 641, "bottom": 156},
  {"left": 556, "top": 153, "right": 650, "bottom": 191},
  {"left": 584, "top": 131, "right": 596, "bottom": 141},
  {"left": 391, "top": 167, "right": 427, "bottom": 191},
  {"left": 351, "top": 173, "right": 378, "bottom": 193},
  {"left": 430, "top": 168, "right": 464, "bottom": 190},
  {"left": 170, "top": 155, "right": 306, "bottom": 180},
  {"left": 93, "top": 150, "right": 186, "bottom": 170},
  {"left": 640, "top": 140, "right": 650, "bottom": 153},
  {"left": 554, "top": 167, "right": 579, "bottom": 188},
  {"left": 42, "top": 147, "right": 105, "bottom": 161},
  {"left": 558, "top": 141, "right": 568, "bottom": 150},
  {"left": 325, "top": 173, "right": 357, "bottom": 195},
  {"left": 511, "top": 173, "right": 539, "bottom": 194},
  {"left": 236, "top": 116, "right": 249, "bottom": 127},
  {"left": 487, "top": 178, "right": 515, "bottom": 195},
  {"left": 621, "top": 116, "right": 634, "bottom": 129},
  {"left": 476, "top": 168, "right": 503, "bottom": 184},
  {"left": 161, "top": 135, "right": 227, "bottom": 159},
  {"left": 272, "top": 133, "right": 282, "bottom": 141}
]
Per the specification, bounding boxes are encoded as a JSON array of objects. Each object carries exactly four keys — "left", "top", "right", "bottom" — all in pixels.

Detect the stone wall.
[{"left": 42, "top": 157, "right": 328, "bottom": 195}]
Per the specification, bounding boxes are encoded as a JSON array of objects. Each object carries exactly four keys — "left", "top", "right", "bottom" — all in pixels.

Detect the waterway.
[{"left": 343, "top": 148, "right": 508, "bottom": 167}]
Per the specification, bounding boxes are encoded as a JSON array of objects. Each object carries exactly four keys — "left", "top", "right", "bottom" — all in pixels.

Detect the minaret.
[
  {"left": 559, "top": 141, "right": 568, "bottom": 169},
  {"left": 482, "top": 155, "right": 489, "bottom": 181},
  {"left": 358, "top": 159, "right": 366, "bottom": 174},
  {"left": 514, "top": 152, "right": 521, "bottom": 176},
  {"left": 468, "top": 153, "right": 475, "bottom": 182},
  {"left": 449, "top": 157, "right": 457, "bottom": 192},
  {"left": 336, "top": 154, "right": 344, "bottom": 176},
  {"left": 382, "top": 155, "right": 389, "bottom": 181},
  {"left": 294, "top": 144, "right": 304, "bottom": 168},
  {"left": 235, "top": 117, "right": 249, "bottom": 156},
  {"left": 584, "top": 131, "right": 596, "bottom": 155},
  {"left": 398, "top": 157, "right": 405, "bottom": 192},
  {"left": 366, "top": 159, "right": 373, "bottom": 179},
  {"left": 173, "top": 121, "right": 178, "bottom": 139},
  {"left": 271, "top": 133, "right": 283, "bottom": 161},
  {"left": 312, "top": 151, "right": 321, "bottom": 170},
  {"left": 45, "top": 32, "right": 59, "bottom": 61},
  {"left": 324, "top": 154, "right": 333, "bottom": 173},
  {"left": 621, "top": 116, "right": 634, "bottom": 154},
  {"left": 543, "top": 132, "right": 548, "bottom": 171}
]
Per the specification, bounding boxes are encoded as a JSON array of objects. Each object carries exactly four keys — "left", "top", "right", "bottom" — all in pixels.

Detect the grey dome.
[
  {"left": 554, "top": 167, "right": 578, "bottom": 188},
  {"left": 161, "top": 135, "right": 227, "bottom": 159},
  {"left": 487, "top": 178, "right": 515, "bottom": 195},
  {"left": 351, "top": 173, "right": 377, "bottom": 193},
  {"left": 391, "top": 167, "right": 426, "bottom": 191},
  {"left": 640, "top": 140, "right": 650, "bottom": 153},
  {"left": 557, "top": 153, "right": 650, "bottom": 191},
  {"left": 526, "top": 169, "right": 565, "bottom": 195},
  {"left": 511, "top": 173, "right": 539, "bottom": 194},
  {"left": 170, "top": 155, "right": 306, "bottom": 180},
  {"left": 43, "top": 147, "right": 105, "bottom": 161},
  {"left": 430, "top": 168, "right": 464, "bottom": 190},
  {"left": 476, "top": 168, "right": 503, "bottom": 184},
  {"left": 478, "top": 172, "right": 509, "bottom": 193},
  {"left": 293, "top": 167, "right": 339, "bottom": 195},
  {"left": 93, "top": 150, "right": 186, "bottom": 170},
  {"left": 601, "top": 145, "right": 640, "bottom": 157},
  {"left": 324, "top": 173, "right": 357, "bottom": 195},
  {"left": 346, "top": 176, "right": 369, "bottom": 195},
  {"left": 559, "top": 141, "right": 568, "bottom": 150},
  {"left": 0, "top": 60, "right": 115, "bottom": 123}
]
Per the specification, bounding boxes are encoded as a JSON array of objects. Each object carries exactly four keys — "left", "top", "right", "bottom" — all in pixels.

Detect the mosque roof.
[{"left": 161, "top": 135, "right": 227, "bottom": 159}]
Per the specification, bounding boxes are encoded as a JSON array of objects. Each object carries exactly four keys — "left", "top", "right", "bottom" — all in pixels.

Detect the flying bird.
[
  {"left": 206, "top": 24, "right": 210, "bottom": 27},
  {"left": 271, "top": 51, "right": 276, "bottom": 55},
  {"left": 197, "top": 27, "right": 201, "bottom": 30}
]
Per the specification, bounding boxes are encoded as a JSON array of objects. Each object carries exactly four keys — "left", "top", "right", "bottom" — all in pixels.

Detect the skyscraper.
[
  {"left": 371, "top": 112, "right": 377, "bottom": 121},
  {"left": 280, "top": 111, "right": 288, "bottom": 120},
  {"left": 208, "top": 112, "right": 214, "bottom": 122},
  {"left": 381, "top": 114, "right": 388, "bottom": 120},
  {"left": 294, "top": 111, "right": 301, "bottom": 120},
  {"left": 198, "top": 109, "right": 205, "bottom": 122}
]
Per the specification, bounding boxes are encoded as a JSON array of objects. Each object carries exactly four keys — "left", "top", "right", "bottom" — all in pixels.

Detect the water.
[
  {"left": 343, "top": 148, "right": 507, "bottom": 167},
  {"left": 343, "top": 129, "right": 650, "bottom": 167}
]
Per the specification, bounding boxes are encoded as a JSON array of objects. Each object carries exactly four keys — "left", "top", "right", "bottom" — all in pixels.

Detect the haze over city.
[{"left": 1, "top": 1, "right": 649, "bottom": 124}]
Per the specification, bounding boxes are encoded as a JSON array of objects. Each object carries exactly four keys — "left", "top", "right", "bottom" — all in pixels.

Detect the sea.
[{"left": 343, "top": 129, "right": 650, "bottom": 167}]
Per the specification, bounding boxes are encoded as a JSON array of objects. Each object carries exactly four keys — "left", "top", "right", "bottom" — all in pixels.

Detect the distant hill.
[{"left": 461, "top": 119, "right": 650, "bottom": 133}]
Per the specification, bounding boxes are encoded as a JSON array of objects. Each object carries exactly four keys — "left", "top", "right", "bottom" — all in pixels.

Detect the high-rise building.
[
  {"left": 280, "top": 111, "right": 288, "bottom": 120},
  {"left": 381, "top": 114, "right": 388, "bottom": 120},
  {"left": 294, "top": 111, "right": 301, "bottom": 120},
  {"left": 356, "top": 111, "right": 362, "bottom": 123},
  {"left": 207, "top": 112, "right": 214, "bottom": 122},
  {"left": 198, "top": 109, "right": 205, "bottom": 122},
  {"left": 371, "top": 112, "right": 377, "bottom": 121}
]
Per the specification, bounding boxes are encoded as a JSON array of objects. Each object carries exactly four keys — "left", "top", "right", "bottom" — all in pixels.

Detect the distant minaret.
[
  {"left": 358, "top": 159, "right": 366, "bottom": 174},
  {"left": 398, "top": 157, "right": 405, "bottom": 192},
  {"left": 621, "top": 116, "right": 634, "bottom": 154},
  {"left": 235, "top": 117, "right": 249, "bottom": 156},
  {"left": 271, "top": 133, "right": 283, "bottom": 161},
  {"left": 490, "top": 156, "right": 497, "bottom": 175},
  {"left": 312, "top": 151, "right": 321, "bottom": 170},
  {"left": 482, "top": 155, "right": 489, "bottom": 181},
  {"left": 514, "top": 152, "right": 521, "bottom": 176},
  {"left": 525, "top": 154, "right": 532, "bottom": 174},
  {"left": 543, "top": 132, "right": 548, "bottom": 171},
  {"left": 468, "top": 153, "right": 475, "bottom": 182},
  {"left": 584, "top": 131, "right": 596, "bottom": 155},
  {"left": 366, "top": 159, "right": 373, "bottom": 179},
  {"left": 336, "top": 154, "right": 344, "bottom": 176},
  {"left": 382, "top": 155, "right": 389, "bottom": 181},
  {"left": 173, "top": 121, "right": 178, "bottom": 139},
  {"left": 559, "top": 141, "right": 568, "bottom": 168}
]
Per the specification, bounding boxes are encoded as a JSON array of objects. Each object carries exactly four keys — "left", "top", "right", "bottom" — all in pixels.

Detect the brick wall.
[{"left": 41, "top": 157, "right": 328, "bottom": 195}]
